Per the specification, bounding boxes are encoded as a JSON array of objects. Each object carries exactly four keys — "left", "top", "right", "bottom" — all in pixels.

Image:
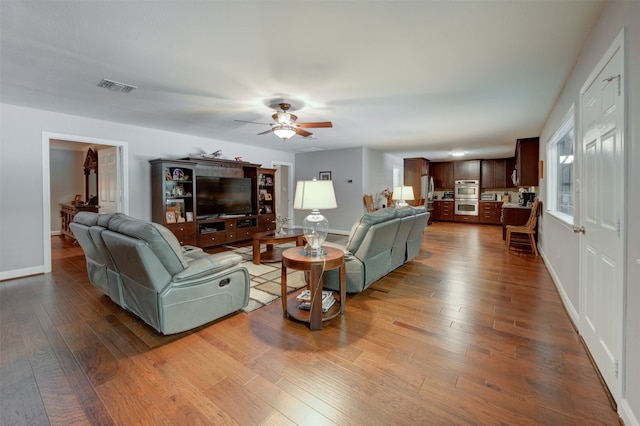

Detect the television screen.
[{"left": 196, "top": 176, "right": 253, "bottom": 218}]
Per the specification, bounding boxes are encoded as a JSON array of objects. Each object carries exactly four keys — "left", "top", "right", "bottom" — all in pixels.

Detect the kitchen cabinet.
[
  {"left": 481, "top": 159, "right": 509, "bottom": 189},
  {"left": 479, "top": 201, "right": 502, "bottom": 225},
  {"left": 432, "top": 162, "right": 454, "bottom": 189},
  {"left": 514, "top": 137, "right": 539, "bottom": 187},
  {"left": 454, "top": 160, "right": 480, "bottom": 181},
  {"left": 404, "top": 157, "right": 429, "bottom": 205},
  {"left": 454, "top": 214, "right": 480, "bottom": 223},
  {"left": 433, "top": 200, "right": 454, "bottom": 221}
]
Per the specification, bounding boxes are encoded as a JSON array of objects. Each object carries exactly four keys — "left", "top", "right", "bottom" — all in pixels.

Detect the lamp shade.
[
  {"left": 294, "top": 179, "right": 337, "bottom": 210},
  {"left": 391, "top": 186, "right": 415, "bottom": 201},
  {"left": 294, "top": 179, "right": 337, "bottom": 256}
]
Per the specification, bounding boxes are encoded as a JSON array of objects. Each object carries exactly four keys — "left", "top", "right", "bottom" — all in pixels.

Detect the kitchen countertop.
[{"left": 502, "top": 202, "right": 531, "bottom": 209}]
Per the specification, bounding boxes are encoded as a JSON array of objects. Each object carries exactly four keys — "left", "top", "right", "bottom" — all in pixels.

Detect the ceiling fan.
[{"left": 236, "top": 103, "right": 332, "bottom": 140}]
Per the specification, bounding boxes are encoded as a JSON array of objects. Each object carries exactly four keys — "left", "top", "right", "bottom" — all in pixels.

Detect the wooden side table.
[{"left": 280, "top": 246, "right": 346, "bottom": 330}]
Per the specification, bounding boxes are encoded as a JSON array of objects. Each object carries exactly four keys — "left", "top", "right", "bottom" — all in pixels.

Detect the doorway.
[
  {"left": 272, "top": 161, "right": 294, "bottom": 222},
  {"left": 43, "top": 132, "right": 129, "bottom": 273}
]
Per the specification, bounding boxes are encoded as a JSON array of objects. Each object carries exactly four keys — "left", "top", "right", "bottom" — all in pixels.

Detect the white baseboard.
[
  {"left": 0, "top": 265, "right": 45, "bottom": 282},
  {"left": 620, "top": 398, "right": 639, "bottom": 426},
  {"left": 539, "top": 248, "right": 579, "bottom": 326}
]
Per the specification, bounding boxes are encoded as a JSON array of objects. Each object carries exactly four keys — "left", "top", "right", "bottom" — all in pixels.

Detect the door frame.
[
  {"left": 271, "top": 161, "right": 294, "bottom": 221},
  {"left": 578, "top": 28, "right": 626, "bottom": 403},
  {"left": 43, "top": 132, "right": 129, "bottom": 273}
]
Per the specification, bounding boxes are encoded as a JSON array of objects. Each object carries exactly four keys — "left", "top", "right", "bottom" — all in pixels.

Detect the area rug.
[{"left": 226, "top": 243, "right": 309, "bottom": 313}]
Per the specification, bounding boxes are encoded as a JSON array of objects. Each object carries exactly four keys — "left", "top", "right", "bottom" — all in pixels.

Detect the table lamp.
[
  {"left": 392, "top": 186, "right": 415, "bottom": 207},
  {"left": 294, "top": 178, "right": 337, "bottom": 256}
]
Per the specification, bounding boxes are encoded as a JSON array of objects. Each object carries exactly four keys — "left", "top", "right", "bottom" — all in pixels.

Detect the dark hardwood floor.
[{"left": 1, "top": 222, "right": 620, "bottom": 425}]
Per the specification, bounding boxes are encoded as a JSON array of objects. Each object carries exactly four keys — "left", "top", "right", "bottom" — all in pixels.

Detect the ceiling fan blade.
[
  {"left": 296, "top": 121, "right": 333, "bottom": 129},
  {"left": 235, "top": 119, "right": 270, "bottom": 125},
  {"left": 257, "top": 128, "right": 275, "bottom": 135},
  {"left": 295, "top": 128, "right": 313, "bottom": 137}
]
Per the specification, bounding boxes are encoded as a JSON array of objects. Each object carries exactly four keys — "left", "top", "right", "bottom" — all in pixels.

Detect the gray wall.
[
  {"left": 0, "top": 103, "right": 295, "bottom": 279},
  {"left": 49, "top": 148, "right": 85, "bottom": 233},
  {"left": 538, "top": 1, "right": 639, "bottom": 423},
  {"left": 295, "top": 147, "right": 402, "bottom": 233}
]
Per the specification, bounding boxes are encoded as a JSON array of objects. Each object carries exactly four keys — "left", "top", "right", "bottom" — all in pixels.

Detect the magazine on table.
[
  {"left": 297, "top": 290, "right": 336, "bottom": 312},
  {"left": 296, "top": 289, "right": 333, "bottom": 302}
]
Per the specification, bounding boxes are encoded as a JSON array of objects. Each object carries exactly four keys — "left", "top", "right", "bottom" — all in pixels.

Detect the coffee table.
[{"left": 252, "top": 229, "right": 305, "bottom": 265}]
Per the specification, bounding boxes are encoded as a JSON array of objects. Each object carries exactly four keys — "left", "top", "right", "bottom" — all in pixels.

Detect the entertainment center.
[{"left": 150, "top": 157, "right": 277, "bottom": 248}]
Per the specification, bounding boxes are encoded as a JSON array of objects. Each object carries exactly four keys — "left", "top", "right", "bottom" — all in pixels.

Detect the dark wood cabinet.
[
  {"left": 433, "top": 200, "right": 454, "bottom": 221},
  {"left": 481, "top": 159, "right": 509, "bottom": 189},
  {"left": 150, "top": 159, "right": 197, "bottom": 228},
  {"left": 514, "top": 137, "right": 539, "bottom": 187},
  {"left": 479, "top": 201, "right": 502, "bottom": 225},
  {"left": 432, "top": 162, "right": 454, "bottom": 189},
  {"left": 404, "top": 157, "right": 429, "bottom": 205},
  {"left": 454, "top": 160, "right": 480, "bottom": 181},
  {"left": 151, "top": 157, "right": 262, "bottom": 248},
  {"left": 258, "top": 168, "right": 276, "bottom": 231},
  {"left": 454, "top": 214, "right": 480, "bottom": 223}
]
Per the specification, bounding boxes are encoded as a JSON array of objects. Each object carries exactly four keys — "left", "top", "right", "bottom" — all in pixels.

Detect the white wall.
[
  {"left": 538, "top": 1, "right": 639, "bottom": 424},
  {"left": 0, "top": 103, "right": 294, "bottom": 279}
]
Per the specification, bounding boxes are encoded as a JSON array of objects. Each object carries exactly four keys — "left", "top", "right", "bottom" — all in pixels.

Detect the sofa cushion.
[
  {"left": 173, "top": 252, "right": 242, "bottom": 283},
  {"left": 345, "top": 207, "right": 397, "bottom": 254},
  {"left": 107, "top": 216, "right": 189, "bottom": 271},
  {"left": 96, "top": 212, "right": 126, "bottom": 227},
  {"left": 394, "top": 207, "right": 416, "bottom": 218},
  {"left": 73, "top": 211, "right": 99, "bottom": 226}
]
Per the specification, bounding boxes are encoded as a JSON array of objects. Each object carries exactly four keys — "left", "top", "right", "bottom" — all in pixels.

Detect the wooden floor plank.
[{"left": 0, "top": 224, "right": 620, "bottom": 425}]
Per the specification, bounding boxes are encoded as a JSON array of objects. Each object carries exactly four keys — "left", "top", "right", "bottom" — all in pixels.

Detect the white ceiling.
[{"left": 1, "top": 1, "right": 605, "bottom": 161}]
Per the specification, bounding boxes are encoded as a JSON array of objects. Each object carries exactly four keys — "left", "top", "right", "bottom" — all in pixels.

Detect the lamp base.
[{"left": 300, "top": 246, "right": 327, "bottom": 257}]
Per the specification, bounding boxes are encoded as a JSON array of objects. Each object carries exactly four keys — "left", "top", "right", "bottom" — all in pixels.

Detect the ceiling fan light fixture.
[{"left": 273, "top": 125, "right": 296, "bottom": 140}]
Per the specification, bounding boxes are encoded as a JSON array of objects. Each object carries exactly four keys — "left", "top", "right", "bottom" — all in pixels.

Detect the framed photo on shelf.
[
  {"left": 165, "top": 211, "right": 176, "bottom": 224},
  {"left": 265, "top": 193, "right": 272, "bottom": 200},
  {"left": 185, "top": 212, "right": 193, "bottom": 222},
  {"left": 259, "top": 189, "right": 267, "bottom": 200},
  {"left": 264, "top": 205, "right": 273, "bottom": 214},
  {"left": 265, "top": 176, "right": 273, "bottom": 185},
  {"left": 165, "top": 199, "right": 184, "bottom": 212},
  {"left": 319, "top": 171, "right": 332, "bottom": 181}
]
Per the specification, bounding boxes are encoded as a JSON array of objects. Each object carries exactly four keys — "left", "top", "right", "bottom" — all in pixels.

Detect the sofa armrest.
[{"left": 172, "top": 252, "right": 243, "bottom": 283}]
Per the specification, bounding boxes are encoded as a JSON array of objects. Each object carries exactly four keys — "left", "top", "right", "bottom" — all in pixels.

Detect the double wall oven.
[{"left": 454, "top": 180, "right": 479, "bottom": 216}]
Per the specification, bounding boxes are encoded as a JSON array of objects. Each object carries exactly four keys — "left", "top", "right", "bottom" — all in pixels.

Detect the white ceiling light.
[
  {"left": 273, "top": 124, "right": 296, "bottom": 140},
  {"left": 451, "top": 150, "right": 466, "bottom": 157}
]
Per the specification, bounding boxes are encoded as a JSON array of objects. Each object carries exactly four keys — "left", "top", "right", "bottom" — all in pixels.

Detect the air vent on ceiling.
[{"left": 97, "top": 78, "right": 137, "bottom": 93}]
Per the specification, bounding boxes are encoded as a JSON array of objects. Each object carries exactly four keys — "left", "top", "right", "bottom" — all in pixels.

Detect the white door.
[
  {"left": 579, "top": 32, "right": 625, "bottom": 402},
  {"left": 98, "top": 147, "right": 120, "bottom": 213}
]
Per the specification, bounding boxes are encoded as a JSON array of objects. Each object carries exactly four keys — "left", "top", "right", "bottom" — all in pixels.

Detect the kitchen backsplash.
[{"left": 433, "top": 187, "right": 537, "bottom": 203}]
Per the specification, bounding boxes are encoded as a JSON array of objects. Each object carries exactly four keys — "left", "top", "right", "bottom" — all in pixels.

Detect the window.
[{"left": 547, "top": 107, "right": 575, "bottom": 223}]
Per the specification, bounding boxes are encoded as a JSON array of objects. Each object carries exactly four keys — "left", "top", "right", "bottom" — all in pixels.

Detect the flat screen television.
[{"left": 196, "top": 176, "right": 253, "bottom": 219}]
